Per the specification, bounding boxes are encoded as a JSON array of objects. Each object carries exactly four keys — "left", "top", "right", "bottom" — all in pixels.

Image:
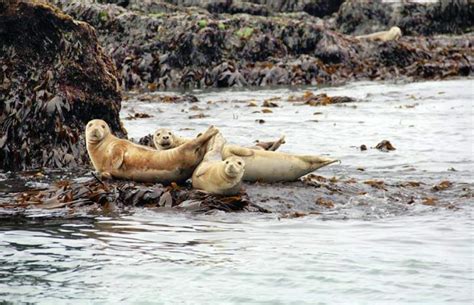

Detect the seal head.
[
  {"left": 86, "top": 119, "right": 111, "bottom": 144},
  {"left": 223, "top": 156, "right": 245, "bottom": 179},
  {"left": 389, "top": 26, "right": 402, "bottom": 40},
  {"left": 153, "top": 128, "right": 175, "bottom": 150}
]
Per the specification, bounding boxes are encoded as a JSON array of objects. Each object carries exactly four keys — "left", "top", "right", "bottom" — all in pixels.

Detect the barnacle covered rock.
[{"left": 0, "top": 1, "right": 125, "bottom": 171}]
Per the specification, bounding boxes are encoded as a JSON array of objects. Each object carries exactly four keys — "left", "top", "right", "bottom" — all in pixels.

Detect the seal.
[
  {"left": 153, "top": 128, "right": 285, "bottom": 152},
  {"left": 356, "top": 26, "right": 402, "bottom": 42},
  {"left": 222, "top": 145, "right": 338, "bottom": 182},
  {"left": 85, "top": 119, "right": 218, "bottom": 183},
  {"left": 192, "top": 133, "right": 244, "bottom": 195},
  {"left": 153, "top": 128, "right": 191, "bottom": 151}
]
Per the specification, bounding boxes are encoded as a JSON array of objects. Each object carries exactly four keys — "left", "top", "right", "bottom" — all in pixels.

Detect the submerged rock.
[{"left": 0, "top": 1, "right": 125, "bottom": 171}]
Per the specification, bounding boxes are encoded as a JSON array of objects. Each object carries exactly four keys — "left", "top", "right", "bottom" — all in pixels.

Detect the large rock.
[
  {"left": 48, "top": 0, "right": 472, "bottom": 91},
  {"left": 336, "top": 0, "right": 474, "bottom": 36},
  {"left": 0, "top": 1, "right": 125, "bottom": 171},
  {"left": 97, "top": 0, "right": 343, "bottom": 17}
]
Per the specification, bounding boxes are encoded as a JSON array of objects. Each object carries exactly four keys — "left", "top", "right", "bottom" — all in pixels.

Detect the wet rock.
[
  {"left": 336, "top": 0, "right": 474, "bottom": 36},
  {"left": 0, "top": 1, "right": 125, "bottom": 171},
  {"left": 125, "top": 113, "right": 153, "bottom": 120},
  {"left": 288, "top": 92, "right": 356, "bottom": 106},
  {"left": 249, "top": 0, "right": 344, "bottom": 18},
  {"left": 375, "top": 140, "right": 396, "bottom": 152},
  {"left": 2, "top": 172, "right": 470, "bottom": 218},
  {"left": 137, "top": 134, "right": 155, "bottom": 148},
  {"left": 133, "top": 0, "right": 343, "bottom": 17},
  {"left": 11, "top": 176, "right": 267, "bottom": 214},
  {"left": 335, "top": 1, "right": 394, "bottom": 35},
  {"left": 315, "top": 197, "right": 334, "bottom": 208},
  {"left": 262, "top": 100, "right": 279, "bottom": 107},
  {"left": 432, "top": 180, "right": 452, "bottom": 191}
]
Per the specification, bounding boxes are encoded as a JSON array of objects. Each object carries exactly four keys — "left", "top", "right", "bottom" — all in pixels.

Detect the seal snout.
[
  {"left": 86, "top": 119, "right": 110, "bottom": 142},
  {"left": 224, "top": 157, "right": 245, "bottom": 178}
]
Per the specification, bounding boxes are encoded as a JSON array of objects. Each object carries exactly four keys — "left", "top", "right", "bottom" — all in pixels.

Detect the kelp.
[
  {"left": 8, "top": 174, "right": 269, "bottom": 214},
  {"left": 2, "top": 173, "right": 471, "bottom": 218}
]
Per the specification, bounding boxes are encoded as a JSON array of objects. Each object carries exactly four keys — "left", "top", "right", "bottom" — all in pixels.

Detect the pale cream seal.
[
  {"left": 356, "top": 26, "right": 402, "bottom": 42},
  {"left": 85, "top": 119, "right": 218, "bottom": 183},
  {"left": 222, "top": 145, "right": 338, "bottom": 182},
  {"left": 192, "top": 133, "right": 244, "bottom": 195}
]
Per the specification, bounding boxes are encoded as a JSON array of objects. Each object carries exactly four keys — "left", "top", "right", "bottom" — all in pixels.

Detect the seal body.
[
  {"left": 153, "top": 128, "right": 191, "bottom": 151},
  {"left": 192, "top": 133, "right": 244, "bottom": 195},
  {"left": 222, "top": 145, "right": 338, "bottom": 182},
  {"left": 86, "top": 119, "right": 218, "bottom": 183},
  {"left": 356, "top": 26, "right": 402, "bottom": 42}
]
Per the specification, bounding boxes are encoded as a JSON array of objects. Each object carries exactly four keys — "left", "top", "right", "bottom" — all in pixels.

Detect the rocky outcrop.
[
  {"left": 336, "top": 0, "right": 474, "bottom": 36},
  {"left": 0, "top": 1, "right": 125, "bottom": 171},
  {"left": 97, "top": 0, "right": 344, "bottom": 17},
  {"left": 48, "top": 0, "right": 472, "bottom": 91}
]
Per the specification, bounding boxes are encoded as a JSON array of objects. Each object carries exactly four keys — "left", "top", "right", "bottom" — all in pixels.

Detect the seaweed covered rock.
[
  {"left": 102, "top": 0, "right": 343, "bottom": 17},
  {"left": 0, "top": 1, "right": 125, "bottom": 171},
  {"left": 336, "top": 0, "right": 474, "bottom": 36},
  {"left": 47, "top": 0, "right": 473, "bottom": 91},
  {"left": 335, "top": 0, "right": 395, "bottom": 35},
  {"left": 398, "top": 0, "right": 474, "bottom": 36}
]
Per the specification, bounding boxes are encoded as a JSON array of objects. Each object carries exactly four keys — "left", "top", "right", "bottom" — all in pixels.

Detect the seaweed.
[{"left": 0, "top": 1, "right": 125, "bottom": 171}]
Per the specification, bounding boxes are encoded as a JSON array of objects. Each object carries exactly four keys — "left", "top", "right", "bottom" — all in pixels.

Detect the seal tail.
[{"left": 301, "top": 155, "right": 339, "bottom": 170}]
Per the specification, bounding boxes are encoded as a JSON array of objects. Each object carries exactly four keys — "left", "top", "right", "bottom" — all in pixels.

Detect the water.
[{"left": 1, "top": 79, "right": 473, "bottom": 304}]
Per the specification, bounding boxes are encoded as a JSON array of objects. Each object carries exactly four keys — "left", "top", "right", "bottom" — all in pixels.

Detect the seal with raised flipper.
[
  {"left": 221, "top": 145, "right": 338, "bottom": 182},
  {"left": 192, "top": 133, "right": 244, "bottom": 195},
  {"left": 85, "top": 119, "right": 218, "bottom": 183},
  {"left": 356, "top": 26, "right": 402, "bottom": 42}
]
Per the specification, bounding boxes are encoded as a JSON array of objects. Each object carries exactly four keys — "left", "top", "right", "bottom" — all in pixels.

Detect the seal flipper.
[
  {"left": 300, "top": 155, "right": 339, "bottom": 170},
  {"left": 224, "top": 145, "right": 254, "bottom": 157},
  {"left": 110, "top": 146, "right": 125, "bottom": 169},
  {"left": 268, "top": 135, "right": 286, "bottom": 151},
  {"left": 193, "top": 164, "right": 210, "bottom": 178},
  {"left": 100, "top": 172, "right": 112, "bottom": 180}
]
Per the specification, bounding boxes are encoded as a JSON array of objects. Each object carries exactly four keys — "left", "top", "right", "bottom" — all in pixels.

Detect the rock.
[
  {"left": 375, "top": 140, "right": 396, "bottom": 152},
  {"left": 44, "top": 0, "right": 472, "bottom": 92},
  {"left": 336, "top": 0, "right": 474, "bottom": 36},
  {"left": 335, "top": 1, "right": 394, "bottom": 35},
  {"left": 0, "top": 1, "right": 125, "bottom": 171}
]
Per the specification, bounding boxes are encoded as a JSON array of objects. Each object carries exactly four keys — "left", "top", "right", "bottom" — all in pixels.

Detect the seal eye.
[
  {"left": 168, "top": 132, "right": 171, "bottom": 135},
  {"left": 101, "top": 125, "right": 105, "bottom": 129},
  {"left": 237, "top": 161, "right": 242, "bottom": 165},
  {"left": 157, "top": 133, "right": 160, "bottom": 136},
  {"left": 225, "top": 161, "right": 229, "bottom": 164}
]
